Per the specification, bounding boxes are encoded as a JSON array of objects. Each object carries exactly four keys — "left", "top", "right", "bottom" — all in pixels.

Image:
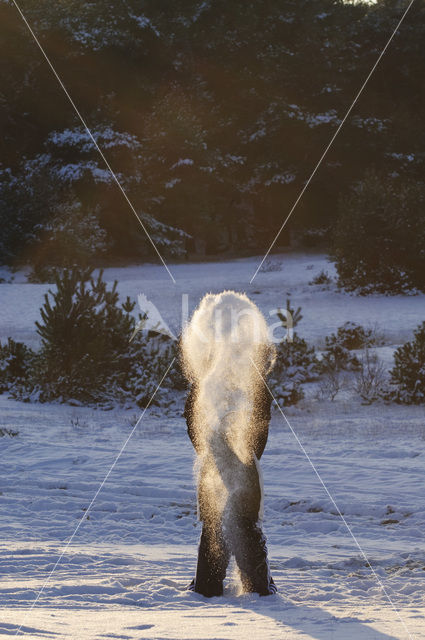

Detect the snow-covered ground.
[
  {"left": 1, "top": 252, "right": 424, "bottom": 348},
  {"left": 0, "top": 252, "right": 424, "bottom": 639}
]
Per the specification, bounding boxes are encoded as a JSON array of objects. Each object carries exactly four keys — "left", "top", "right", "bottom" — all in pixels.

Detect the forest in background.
[{"left": 0, "top": 0, "right": 424, "bottom": 270}]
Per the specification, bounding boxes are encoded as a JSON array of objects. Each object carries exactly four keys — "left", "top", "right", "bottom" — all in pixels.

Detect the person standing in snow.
[{"left": 180, "top": 291, "right": 277, "bottom": 597}]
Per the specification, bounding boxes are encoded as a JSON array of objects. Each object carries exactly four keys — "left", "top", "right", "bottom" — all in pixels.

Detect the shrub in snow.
[
  {"left": 326, "top": 321, "right": 374, "bottom": 351},
  {"left": 316, "top": 366, "right": 346, "bottom": 402},
  {"left": 331, "top": 173, "right": 425, "bottom": 294},
  {"left": 0, "top": 427, "right": 18, "bottom": 437},
  {"left": 387, "top": 322, "right": 425, "bottom": 404},
  {"left": 309, "top": 270, "right": 333, "bottom": 286},
  {"left": 268, "top": 301, "right": 316, "bottom": 405},
  {"left": 0, "top": 338, "right": 35, "bottom": 394},
  {"left": 129, "top": 329, "right": 186, "bottom": 407},
  {"left": 259, "top": 258, "right": 282, "bottom": 273},
  {"left": 320, "top": 343, "right": 360, "bottom": 374},
  {"left": 268, "top": 337, "right": 319, "bottom": 407},
  {"left": 31, "top": 267, "right": 138, "bottom": 403},
  {"left": 269, "top": 377, "right": 304, "bottom": 406},
  {"left": 317, "top": 322, "right": 376, "bottom": 396},
  {"left": 271, "top": 335, "right": 319, "bottom": 385},
  {"left": 319, "top": 321, "right": 375, "bottom": 375},
  {"left": 353, "top": 349, "right": 387, "bottom": 404},
  {"left": 8, "top": 267, "right": 182, "bottom": 407}
]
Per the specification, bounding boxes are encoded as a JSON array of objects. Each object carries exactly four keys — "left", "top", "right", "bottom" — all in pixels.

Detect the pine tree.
[
  {"left": 390, "top": 322, "right": 425, "bottom": 404},
  {"left": 35, "top": 267, "right": 137, "bottom": 401}
]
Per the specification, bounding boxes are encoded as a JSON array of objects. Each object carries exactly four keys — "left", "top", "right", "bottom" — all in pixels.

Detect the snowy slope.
[{"left": 0, "top": 253, "right": 424, "bottom": 639}]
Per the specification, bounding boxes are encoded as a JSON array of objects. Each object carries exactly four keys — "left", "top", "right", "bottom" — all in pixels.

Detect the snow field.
[{"left": 0, "top": 395, "right": 424, "bottom": 638}]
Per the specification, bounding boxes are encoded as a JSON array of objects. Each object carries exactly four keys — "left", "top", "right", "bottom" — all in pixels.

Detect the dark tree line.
[{"left": 0, "top": 0, "right": 424, "bottom": 271}]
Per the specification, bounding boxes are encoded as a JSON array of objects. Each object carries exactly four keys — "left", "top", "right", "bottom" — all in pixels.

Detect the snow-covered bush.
[
  {"left": 316, "top": 366, "right": 346, "bottom": 401},
  {"left": 268, "top": 341, "right": 309, "bottom": 406},
  {"left": 309, "top": 270, "right": 332, "bottom": 286},
  {"left": 128, "top": 329, "right": 186, "bottom": 407},
  {"left": 268, "top": 303, "right": 317, "bottom": 405},
  {"left": 318, "top": 334, "right": 383, "bottom": 402},
  {"left": 326, "top": 321, "right": 374, "bottom": 351},
  {"left": 0, "top": 338, "right": 35, "bottom": 393},
  {"left": 387, "top": 322, "right": 425, "bottom": 404},
  {"left": 354, "top": 349, "right": 387, "bottom": 404},
  {"left": 319, "top": 322, "right": 374, "bottom": 374},
  {"left": 269, "top": 377, "right": 304, "bottom": 407},
  {"left": 271, "top": 335, "right": 319, "bottom": 385},
  {"left": 320, "top": 343, "right": 360, "bottom": 373}
]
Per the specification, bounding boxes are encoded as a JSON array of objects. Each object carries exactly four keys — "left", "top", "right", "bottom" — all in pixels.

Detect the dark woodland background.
[
  {"left": 0, "top": 0, "right": 424, "bottom": 275},
  {"left": 1, "top": 0, "right": 425, "bottom": 406}
]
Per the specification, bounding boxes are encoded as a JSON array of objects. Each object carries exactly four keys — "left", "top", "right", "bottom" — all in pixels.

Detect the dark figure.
[{"left": 184, "top": 385, "right": 277, "bottom": 597}]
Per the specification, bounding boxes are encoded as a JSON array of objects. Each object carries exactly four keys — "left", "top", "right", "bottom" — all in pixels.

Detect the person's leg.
[
  {"left": 232, "top": 517, "right": 277, "bottom": 595},
  {"left": 225, "top": 459, "right": 276, "bottom": 595},
  {"left": 192, "top": 520, "right": 230, "bottom": 597}
]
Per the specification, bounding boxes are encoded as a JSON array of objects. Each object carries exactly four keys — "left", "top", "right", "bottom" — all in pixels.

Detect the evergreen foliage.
[
  {"left": 388, "top": 322, "right": 425, "bottom": 404},
  {"left": 331, "top": 174, "right": 425, "bottom": 293},
  {"left": 1, "top": 267, "right": 182, "bottom": 406},
  {"left": 1, "top": 1, "right": 424, "bottom": 264},
  {"left": 319, "top": 322, "right": 373, "bottom": 373},
  {"left": 325, "top": 322, "right": 373, "bottom": 351},
  {"left": 269, "top": 377, "right": 305, "bottom": 407},
  {"left": 272, "top": 335, "right": 319, "bottom": 386},
  {"left": 277, "top": 298, "right": 303, "bottom": 334},
  {"left": 0, "top": 338, "right": 35, "bottom": 393},
  {"left": 28, "top": 201, "right": 110, "bottom": 282},
  {"left": 269, "top": 299, "right": 317, "bottom": 405},
  {"left": 34, "top": 267, "right": 137, "bottom": 401},
  {"left": 309, "top": 270, "right": 332, "bottom": 286}
]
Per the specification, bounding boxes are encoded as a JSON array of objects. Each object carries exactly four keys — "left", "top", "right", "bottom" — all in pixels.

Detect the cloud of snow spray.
[{"left": 181, "top": 291, "right": 275, "bottom": 581}]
